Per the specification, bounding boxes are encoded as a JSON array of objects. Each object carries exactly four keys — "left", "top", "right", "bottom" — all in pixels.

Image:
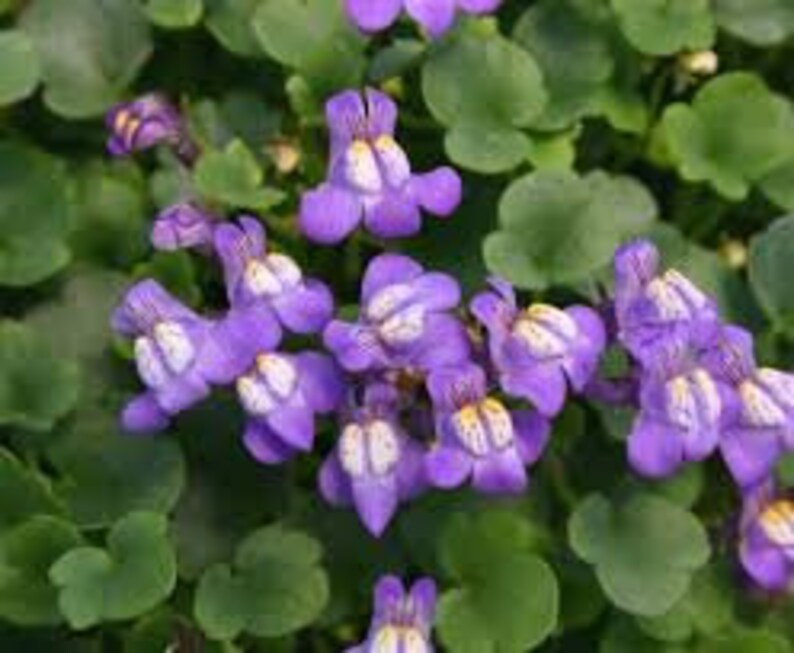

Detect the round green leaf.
[
  {"left": 761, "top": 158, "right": 794, "bottom": 212},
  {"left": 0, "top": 30, "right": 40, "bottom": 106},
  {"left": 714, "top": 0, "right": 794, "bottom": 46},
  {"left": 252, "top": 0, "right": 366, "bottom": 92},
  {"left": 49, "top": 512, "right": 177, "bottom": 630},
  {"left": 0, "top": 322, "right": 80, "bottom": 432},
  {"left": 0, "top": 449, "right": 65, "bottom": 532},
  {"left": 748, "top": 214, "right": 794, "bottom": 334},
  {"left": 569, "top": 493, "right": 710, "bottom": 616},
  {"left": 444, "top": 122, "right": 532, "bottom": 175},
  {"left": 0, "top": 142, "right": 71, "bottom": 286},
  {"left": 204, "top": 0, "right": 263, "bottom": 57},
  {"left": 144, "top": 0, "right": 203, "bottom": 28},
  {"left": 194, "top": 525, "right": 329, "bottom": 640},
  {"left": 611, "top": 0, "right": 715, "bottom": 55},
  {"left": 659, "top": 73, "right": 794, "bottom": 201},
  {"left": 484, "top": 169, "right": 656, "bottom": 290},
  {"left": 20, "top": 0, "right": 152, "bottom": 118},
  {"left": 0, "top": 516, "right": 81, "bottom": 626},
  {"left": 437, "top": 512, "right": 559, "bottom": 653}
]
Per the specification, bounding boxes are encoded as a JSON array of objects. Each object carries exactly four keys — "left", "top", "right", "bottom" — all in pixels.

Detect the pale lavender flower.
[
  {"left": 425, "top": 363, "right": 550, "bottom": 495},
  {"left": 345, "top": 575, "right": 437, "bottom": 653},
  {"left": 319, "top": 383, "right": 427, "bottom": 537},
  {"left": 471, "top": 277, "right": 605, "bottom": 417},
  {"left": 703, "top": 326, "right": 794, "bottom": 488},
  {"left": 214, "top": 216, "right": 333, "bottom": 334},
  {"left": 151, "top": 202, "right": 216, "bottom": 252},
  {"left": 299, "top": 89, "right": 461, "bottom": 244},
  {"left": 739, "top": 480, "right": 794, "bottom": 592},
  {"left": 345, "top": 0, "right": 502, "bottom": 38},
  {"left": 323, "top": 253, "right": 469, "bottom": 375}
]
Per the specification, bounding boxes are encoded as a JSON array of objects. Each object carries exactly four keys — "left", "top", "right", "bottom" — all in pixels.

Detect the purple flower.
[
  {"left": 739, "top": 480, "right": 794, "bottom": 592},
  {"left": 345, "top": 575, "right": 437, "bottom": 653},
  {"left": 214, "top": 216, "right": 334, "bottom": 334},
  {"left": 151, "top": 202, "right": 216, "bottom": 252},
  {"left": 106, "top": 94, "right": 189, "bottom": 158},
  {"left": 425, "top": 363, "right": 550, "bottom": 495},
  {"left": 112, "top": 280, "right": 279, "bottom": 433},
  {"left": 471, "top": 278, "right": 605, "bottom": 417},
  {"left": 236, "top": 351, "right": 345, "bottom": 464},
  {"left": 323, "top": 253, "right": 470, "bottom": 375},
  {"left": 703, "top": 326, "right": 794, "bottom": 488},
  {"left": 319, "top": 383, "right": 427, "bottom": 537},
  {"left": 345, "top": 0, "right": 502, "bottom": 38},
  {"left": 299, "top": 89, "right": 461, "bottom": 244},
  {"left": 613, "top": 239, "right": 720, "bottom": 366},
  {"left": 627, "top": 340, "right": 726, "bottom": 478}
]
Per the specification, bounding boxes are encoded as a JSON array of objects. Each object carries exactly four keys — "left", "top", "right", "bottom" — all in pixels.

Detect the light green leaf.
[
  {"left": 0, "top": 142, "right": 71, "bottom": 286},
  {"left": 0, "top": 322, "right": 80, "bottom": 432},
  {"left": 0, "top": 30, "right": 40, "bottom": 106},
  {"left": 659, "top": 73, "right": 794, "bottom": 201},
  {"left": 203, "top": 0, "right": 262, "bottom": 57},
  {"left": 437, "top": 512, "right": 559, "bottom": 653},
  {"left": 144, "top": 0, "right": 203, "bottom": 28},
  {"left": 20, "top": 0, "right": 152, "bottom": 118},
  {"left": 252, "top": 0, "right": 366, "bottom": 92},
  {"left": 422, "top": 30, "right": 547, "bottom": 173},
  {"left": 484, "top": 169, "right": 656, "bottom": 290},
  {"left": 194, "top": 524, "right": 329, "bottom": 640},
  {"left": 0, "top": 449, "right": 65, "bottom": 532},
  {"left": 50, "top": 512, "right": 177, "bottom": 629},
  {"left": 697, "top": 628, "right": 792, "bottom": 653},
  {"left": 714, "top": 0, "right": 794, "bottom": 46},
  {"left": 748, "top": 215, "right": 794, "bottom": 334},
  {"left": 611, "top": 0, "right": 715, "bottom": 55},
  {"left": 569, "top": 493, "right": 710, "bottom": 616},
  {"left": 761, "top": 158, "right": 794, "bottom": 212},
  {"left": 0, "top": 516, "right": 81, "bottom": 626},
  {"left": 194, "top": 139, "right": 285, "bottom": 212}
]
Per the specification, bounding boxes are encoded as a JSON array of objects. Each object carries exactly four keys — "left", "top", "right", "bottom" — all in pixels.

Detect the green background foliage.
[{"left": 0, "top": 0, "right": 792, "bottom": 650}]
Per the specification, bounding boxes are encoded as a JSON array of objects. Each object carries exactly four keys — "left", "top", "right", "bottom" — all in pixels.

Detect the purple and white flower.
[
  {"left": 739, "top": 480, "right": 794, "bottom": 592},
  {"left": 345, "top": 0, "right": 502, "bottom": 38},
  {"left": 425, "top": 363, "right": 550, "bottom": 495},
  {"left": 346, "top": 575, "right": 437, "bottom": 653},
  {"left": 703, "top": 326, "right": 794, "bottom": 488},
  {"left": 613, "top": 239, "right": 720, "bottom": 366},
  {"left": 112, "top": 280, "right": 279, "bottom": 433},
  {"left": 319, "top": 383, "right": 427, "bottom": 537},
  {"left": 236, "top": 351, "right": 345, "bottom": 464},
  {"left": 323, "top": 253, "right": 470, "bottom": 375},
  {"left": 627, "top": 340, "right": 727, "bottom": 478},
  {"left": 214, "top": 216, "right": 333, "bottom": 334},
  {"left": 299, "top": 89, "right": 461, "bottom": 244},
  {"left": 151, "top": 202, "right": 216, "bottom": 252},
  {"left": 106, "top": 94, "right": 191, "bottom": 159},
  {"left": 471, "top": 278, "right": 605, "bottom": 417}
]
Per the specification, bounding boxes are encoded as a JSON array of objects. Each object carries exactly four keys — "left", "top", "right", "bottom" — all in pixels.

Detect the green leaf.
[
  {"left": 0, "top": 30, "right": 40, "bottom": 106},
  {"left": 0, "top": 516, "right": 81, "bottom": 626},
  {"left": 0, "top": 142, "right": 71, "bottom": 286},
  {"left": 194, "top": 524, "right": 329, "bottom": 640},
  {"left": 50, "top": 512, "right": 177, "bottom": 630},
  {"left": 144, "top": 0, "right": 203, "bottom": 28},
  {"left": 611, "top": 0, "right": 715, "bottom": 55},
  {"left": 437, "top": 512, "right": 559, "bottom": 653},
  {"left": 422, "top": 30, "right": 547, "bottom": 173},
  {"left": 761, "top": 158, "right": 794, "bottom": 212},
  {"left": 697, "top": 628, "right": 792, "bottom": 653},
  {"left": 0, "top": 322, "right": 80, "bottom": 432},
  {"left": 252, "top": 0, "right": 366, "bottom": 93},
  {"left": 748, "top": 215, "right": 794, "bottom": 334},
  {"left": 569, "top": 493, "right": 710, "bottom": 616},
  {"left": 194, "top": 139, "right": 285, "bottom": 212},
  {"left": 0, "top": 449, "right": 65, "bottom": 532},
  {"left": 659, "top": 73, "right": 794, "bottom": 201},
  {"left": 20, "top": 0, "right": 152, "bottom": 118},
  {"left": 484, "top": 169, "right": 656, "bottom": 290},
  {"left": 204, "top": 0, "right": 262, "bottom": 57},
  {"left": 714, "top": 0, "right": 794, "bottom": 46}
]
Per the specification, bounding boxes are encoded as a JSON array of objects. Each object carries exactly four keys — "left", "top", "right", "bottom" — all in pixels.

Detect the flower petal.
[
  {"left": 513, "top": 410, "right": 551, "bottom": 465},
  {"left": 351, "top": 475, "right": 399, "bottom": 537},
  {"left": 323, "top": 321, "right": 381, "bottom": 372},
  {"left": 374, "top": 575, "right": 406, "bottom": 615},
  {"left": 457, "top": 0, "right": 501, "bottom": 13},
  {"left": 299, "top": 183, "right": 363, "bottom": 244},
  {"left": 272, "top": 279, "right": 334, "bottom": 334},
  {"left": 344, "top": 0, "right": 402, "bottom": 33},
  {"left": 409, "top": 167, "right": 462, "bottom": 217},
  {"left": 363, "top": 193, "right": 422, "bottom": 240},
  {"left": 120, "top": 393, "right": 170, "bottom": 433},
  {"left": 740, "top": 534, "right": 790, "bottom": 590},
  {"left": 721, "top": 426, "right": 782, "bottom": 489},
  {"left": 424, "top": 444, "right": 472, "bottom": 488},
  {"left": 563, "top": 306, "right": 606, "bottom": 392},
  {"left": 409, "top": 577, "right": 438, "bottom": 626},
  {"left": 362, "top": 253, "right": 424, "bottom": 303},
  {"left": 501, "top": 361, "right": 567, "bottom": 417},
  {"left": 472, "top": 448, "right": 528, "bottom": 495},
  {"left": 627, "top": 415, "right": 685, "bottom": 478},
  {"left": 296, "top": 352, "right": 346, "bottom": 413},
  {"left": 412, "top": 314, "right": 471, "bottom": 372},
  {"left": 319, "top": 455, "right": 353, "bottom": 505},
  {"left": 404, "top": 0, "right": 456, "bottom": 37},
  {"left": 243, "top": 419, "right": 297, "bottom": 464},
  {"left": 267, "top": 404, "right": 315, "bottom": 452}
]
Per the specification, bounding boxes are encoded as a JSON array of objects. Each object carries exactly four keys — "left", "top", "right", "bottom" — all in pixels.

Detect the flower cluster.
[{"left": 108, "top": 82, "right": 794, "bottom": 644}]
